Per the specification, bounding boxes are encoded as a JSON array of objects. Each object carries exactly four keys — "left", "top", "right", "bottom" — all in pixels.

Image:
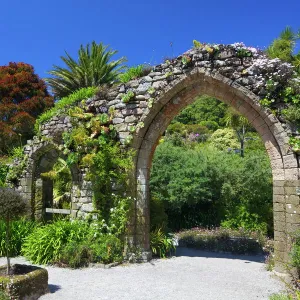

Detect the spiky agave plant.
[{"left": 46, "top": 41, "right": 126, "bottom": 98}]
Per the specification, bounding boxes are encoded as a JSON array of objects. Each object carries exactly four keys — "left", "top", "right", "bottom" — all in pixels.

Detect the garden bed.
[
  {"left": 0, "top": 264, "right": 48, "bottom": 300},
  {"left": 177, "top": 227, "right": 271, "bottom": 255}
]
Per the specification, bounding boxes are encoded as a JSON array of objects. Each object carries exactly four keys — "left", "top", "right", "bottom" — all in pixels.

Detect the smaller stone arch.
[{"left": 16, "top": 139, "right": 83, "bottom": 220}]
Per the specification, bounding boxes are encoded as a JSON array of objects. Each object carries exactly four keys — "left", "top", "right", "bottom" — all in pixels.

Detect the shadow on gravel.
[
  {"left": 48, "top": 284, "right": 61, "bottom": 293},
  {"left": 175, "top": 247, "right": 265, "bottom": 263}
]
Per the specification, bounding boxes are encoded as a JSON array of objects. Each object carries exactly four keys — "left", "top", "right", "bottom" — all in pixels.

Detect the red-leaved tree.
[{"left": 0, "top": 62, "right": 54, "bottom": 154}]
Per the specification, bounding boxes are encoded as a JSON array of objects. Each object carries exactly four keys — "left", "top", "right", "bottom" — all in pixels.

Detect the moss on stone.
[{"left": 0, "top": 264, "right": 48, "bottom": 300}]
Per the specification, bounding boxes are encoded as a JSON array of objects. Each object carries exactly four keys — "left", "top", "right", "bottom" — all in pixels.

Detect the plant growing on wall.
[
  {"left": 118, "top": 65, "right": 151, "bottom": 83},
  {"left": 122, "top": 91, "right": 135, "bottom": 103},
  {"left": 60, "top": 104, "right": 134, "bottom": 222},
  {"left": 35, "top": 86, "right": 98, "bottom": 131}
]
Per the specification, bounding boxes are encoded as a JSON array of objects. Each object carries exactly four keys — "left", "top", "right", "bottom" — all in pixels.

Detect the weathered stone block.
[
  {"left": 274, "top": 195, "right": 285, "bottom": 203},
  {"left": 284, "top": 186, "right": 298, "bottom": 196},
  {"left": 125, "top": 115, "right": 137, "bottom": 123},
  {"left": 286, "top": 203, "right": 300, "bottom": 214},
  {"left": 274, "top": 203, "right": 285, "bottom": 212},
  {"left": 274, "top": 186, "right": 285, "bottom": 195},
  {"left": 81, "top": 203, "right": 94, "bottom": 212},
  {"left": 286, "top": 195, "right": 300, "bottom": 205},
  {"left": 286, "top": 213, "right": 300, "bottom": 224},
  {"left": 112, "top": 117, "right": 124, "bottom": 124}
]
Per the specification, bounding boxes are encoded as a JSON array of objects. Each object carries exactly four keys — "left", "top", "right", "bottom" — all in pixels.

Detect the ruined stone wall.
[{"left": 15, "top": 43, "right": 300, "bottom": 271}]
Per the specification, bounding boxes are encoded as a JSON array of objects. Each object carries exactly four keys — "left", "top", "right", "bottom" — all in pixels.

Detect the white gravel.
[{"left": 1, "top": 248, "right": 285, "bottom": 300}]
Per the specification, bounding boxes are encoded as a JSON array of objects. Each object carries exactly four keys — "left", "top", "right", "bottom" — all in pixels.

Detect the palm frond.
[
  {"left": 46, "top": 41, "right": 126, "bottom": 98},
  {"left": 280, "top": 26, "right": 295, "bottom": 41}
]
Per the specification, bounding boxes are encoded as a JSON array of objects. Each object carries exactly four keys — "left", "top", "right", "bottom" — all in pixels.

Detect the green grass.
[{"left": 0, "top": 218, "right": 36, "bottom": 257}]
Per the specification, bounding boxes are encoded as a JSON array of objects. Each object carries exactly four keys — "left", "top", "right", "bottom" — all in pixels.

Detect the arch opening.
[
  {"left": 30, "top": 145, "right": 80, "bottom": 220},
  {"left": 149, "top": 95, "right": 273, "bottom": 235},
  {"left": 133, "top": 71, "right": 298, "bottom": 271}
]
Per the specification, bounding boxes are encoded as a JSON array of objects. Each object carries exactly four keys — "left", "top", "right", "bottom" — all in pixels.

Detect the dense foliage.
[
  {"left": 0, "top": 62, "right": 54, "bottom": 154},
  {"left": 173, "top": 95, "right": 227, "bottom": 128},
  {"left": 0, "top": 219, "right": 35, "bottom": 257},
  {"left": 41, "top": 158, "right": 72, "bottom": 209},
  {"left": 178, "top": 227, "right": 267, "bottom": 254},
  {"left": 150, "top": 228, "right": 175, "bottom": 258},
  {"left": 21, "top": 219, "right": 123, "bottom": 267},
  {"left": 46, "top": 41, "right": 126, "bottom": 98},
  {"left": 264, "top": 26, "right": 300, "bottom": 134},
  {"left": 61, "top": 110, "right": 134, "bottom": 220},
  {"left": 0, "top": 164, "right": 8, "bottom": 187},
  {"left": 150, "top": 96, "right": 272, "bottom": 235},
  {"left": 118, "top": 65, "right": 151, "bottom": 83}
]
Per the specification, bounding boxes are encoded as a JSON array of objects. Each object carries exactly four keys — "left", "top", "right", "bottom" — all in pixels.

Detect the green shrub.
[
  {"left": 283, "top": 105, "right": 300, "bottom": 127},
  {"left": 269, "top": 294, "right": 293, "bottom": 300},
  {"left": 119, "top": 65, "right": 150, "bottom": 83},
  {"left": 178, "top": 227, "right": 266, "bottom": 255},
  {"left": 0, "top": 290, "right": 9, "bottom": 300},
  {"left": 0, "top": 164, "right": 8, "bottom": 187},
  {"left": 21, "top": 219, "right": 125, "bottom": 267},
  {"left": 291, "top": 243, "right": 300, "bottom": 269},
  {"left": 150, "top": 228, "right": 175, "bottom": 258},
  {"left": 58, "top": 241, "right": 93, "bottom": 268},
  {"left": 90, "top": 235, "right": 123, "bottom": 264},
  {"left": 221, "top": 205, "right": 268, "bottom": 235},
  {"left": 0, "top": 218, "right": 36, "bottom": 257},
  {"left": 22, "top": 219, "right": 90, "bottom": 265},
  {"left": 150, "top": 196, "right": 168, "bottom": 230},
  {"left": 122, "top": 90, "right": 135, "bottom": 103}
]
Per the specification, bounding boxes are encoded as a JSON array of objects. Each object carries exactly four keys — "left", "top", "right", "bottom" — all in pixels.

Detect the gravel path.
[{"left": 1, "top": 248, "right": 285, "bottom": 300}]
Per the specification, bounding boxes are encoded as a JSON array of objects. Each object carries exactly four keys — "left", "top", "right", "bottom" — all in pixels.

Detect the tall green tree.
[
  {"left": 174, "top": 95, "right": 227, "bottom": 128},
  {"left": 46, "top": 41, "right": 126, "bottom": 98},
  {"left": 224, "top": 108, "right": 251, "bottom": 157}
]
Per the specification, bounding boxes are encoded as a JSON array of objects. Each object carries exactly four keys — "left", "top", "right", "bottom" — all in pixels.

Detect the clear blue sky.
[{"left": 0, "top": 0, "right": 299, "bottom": 79}]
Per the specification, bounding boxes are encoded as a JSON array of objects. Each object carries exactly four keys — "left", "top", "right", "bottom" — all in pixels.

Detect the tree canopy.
[{"left": 0, "top": 62, "right": 54, "bottom": 154}]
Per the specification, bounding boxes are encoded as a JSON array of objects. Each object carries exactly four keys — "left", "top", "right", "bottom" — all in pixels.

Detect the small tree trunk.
[
  {"left": 240, "top": 140, "right": 244, "bottom": 158},
  {"left": 240, "top": 125, "right": 246, "bottom": 158},
  {"left": 6, "top": 216, "right": 11, "bottom": 275}
]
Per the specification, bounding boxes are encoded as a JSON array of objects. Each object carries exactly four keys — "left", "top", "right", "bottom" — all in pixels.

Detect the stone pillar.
[
  {"left": 42, "top": 179, "right": 53, "bottom": 221},
  {"left": 34, "top": 178, "right": 44, "bottom": 220},
  {"left": 274, "top": 180, "right": 300, "bottom": 273}
]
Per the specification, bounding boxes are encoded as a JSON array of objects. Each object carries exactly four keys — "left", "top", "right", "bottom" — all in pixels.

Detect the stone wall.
[{"left": 14, "top": 43, "right": 300, "bottom": 271}]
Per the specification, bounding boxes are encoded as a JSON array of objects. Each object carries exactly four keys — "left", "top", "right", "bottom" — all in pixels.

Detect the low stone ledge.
[
  {"left": 89, "top": 262, "right": 121, "bottom": 269},
  {"left": 0, "top": 264, "right": 49, "bottom": 300}
]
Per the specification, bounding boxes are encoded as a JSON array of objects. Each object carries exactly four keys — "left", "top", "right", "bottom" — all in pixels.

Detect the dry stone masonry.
[{"left": 14, "top": 43, "right": 300, "bottom": 272}]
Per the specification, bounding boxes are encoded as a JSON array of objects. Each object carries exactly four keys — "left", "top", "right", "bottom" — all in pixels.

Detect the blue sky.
[{"left": 0, "top": 0, "right": 299, "bottom": 79}]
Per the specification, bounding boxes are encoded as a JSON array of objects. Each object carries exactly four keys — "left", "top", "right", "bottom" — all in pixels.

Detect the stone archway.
[
  {"left": 16, "top": 140, "right": 82, "bottom": 219},
  {"left": 133, "top": 69, "right": 298, "bottom": 272},
  {"left": 15, "top": 43, "right": 300, "bottom": 272}
]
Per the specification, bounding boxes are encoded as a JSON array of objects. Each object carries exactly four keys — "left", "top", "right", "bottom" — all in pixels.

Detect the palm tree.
[
  {"left": 46, "top": 41, "right": 126, "bottom": 98},
  {"left": 266, "top": 26, "right": 300, "bottom": 73},
  {"left": 224, "top": 108, "right": 251, "bottom": 158}
]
